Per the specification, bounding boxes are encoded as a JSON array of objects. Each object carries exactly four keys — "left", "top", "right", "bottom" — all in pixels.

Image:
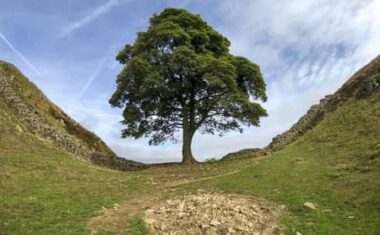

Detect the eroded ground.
[{"left": 87, "top": 157, "right": 281, "bottom": 235}]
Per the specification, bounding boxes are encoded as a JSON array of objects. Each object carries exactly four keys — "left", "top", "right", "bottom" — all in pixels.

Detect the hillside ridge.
[
  {"left": 0, "top": 60, "right": 146, "bottom": 171},
  {"left": 224, "top": 55, "right": 380, "bottom": 160}
]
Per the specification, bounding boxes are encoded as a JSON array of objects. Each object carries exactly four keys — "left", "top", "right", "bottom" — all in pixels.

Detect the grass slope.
[
  {"left": 0, "top": 94, "right": 250, "bottom": 234},
  {"left": 1, "top": 59, "right": 379, "bottom": 234},
  {"left": 0, "top": 95, "right": 149, "bottom": 234},
  {"left": 0, "top": 61, "right": 115, "bottom": 156},
  {"left": 186, "top": 88, "right": 380, "bottom": 234}
]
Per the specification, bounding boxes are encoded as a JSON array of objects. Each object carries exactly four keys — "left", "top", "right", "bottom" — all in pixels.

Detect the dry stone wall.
[
  {"left": 0, "top": 66, "right": 146, "bottom": 171},
  {"left": 223, "top": 55, "right": 380, "bottom": 160}
]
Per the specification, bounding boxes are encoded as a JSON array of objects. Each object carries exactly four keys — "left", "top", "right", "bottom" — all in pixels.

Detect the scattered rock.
[
  {"left": 177, "top": 212, "right": 186, "bottom": 219},
  {"left": 177, "top": 202, "right": 185, "bottom": 211},
  {"left": 166, "top": 199, "right": 179, "bottom": 206},
  {"left": 235, "top": 225, "right": 245, "bottom": 231},
  {"left": 296, "top": 231, "right": 302, "bottom": 235},
  {"left": 348, "top": 216, "right": 355, "bottom": 219},
  {"left": 160, "top": 224, "right": 167, "bottom": 231},
  {"left": 15, "top": 124, "right": 23, "bottom": 133},
  {"left": 279, "top": 204, "right": 288, "bottom": 211},
  {"left": 144, "top": 193, "right": 279, "bottom": 235},
  {"left": 210, "top": 219, "right": 221, "bottom": 226},
  {"left": 145, "top": 218, "right": 156, "bottom": 225},
  {"left": 145, "top": 209, "right": 155, "bottom": 215},
  {"left": 228, "top": 227, "right": 235, "bottom": 233},
  {"left": 303, "top": 202, "right": 317, "bottom": 210}
]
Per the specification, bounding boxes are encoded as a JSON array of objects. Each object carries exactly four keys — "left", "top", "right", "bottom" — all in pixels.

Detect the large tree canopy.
[{"left": 110, "top": 8, "right": 267, "bottom": 163}]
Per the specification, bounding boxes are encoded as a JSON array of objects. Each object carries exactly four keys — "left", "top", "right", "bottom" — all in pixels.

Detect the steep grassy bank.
[
  {"left": 0, "top": 61, "right": 115, "bottom": 156},
  {"left": 186, "top": 86, "right": 380, "bottom": 234},
  {"left": 0, "top": 61, "right": 146, "bottom": 171},
  {"left": 0, "top": 95, "right": 149, "bottom": 234}
]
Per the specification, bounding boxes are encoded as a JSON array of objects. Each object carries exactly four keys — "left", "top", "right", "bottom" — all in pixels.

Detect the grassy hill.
[
  {"left": 0, "top": 90, "right": 251, "bottom": 234},
  {"left": 0, "top": 61, "right": 115, "bottom": 156},
  {"left": 0, "top": 84, "right": 147, "bottom": 233},
  {"left": 0, "top": 61, "right": 146, "bottom": 171},
  {"left": 194, "top": 86, "right": 380, "bottom": 234},
  {"left": 1, "top": 56, "right": 379, "bottom": 234}
]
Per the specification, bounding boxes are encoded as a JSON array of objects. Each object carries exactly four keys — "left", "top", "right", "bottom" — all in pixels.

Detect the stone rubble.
[{"left": 144, "top": 193, "right": 279, "bottom": 235}]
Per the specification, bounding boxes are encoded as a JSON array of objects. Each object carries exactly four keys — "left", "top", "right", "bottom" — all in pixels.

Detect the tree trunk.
[
  {"left": 182, "top": 107, "right": 197, "bottom": 164},
  {"left": 182, "top": 127, "right": 196, "bottom": 164}
]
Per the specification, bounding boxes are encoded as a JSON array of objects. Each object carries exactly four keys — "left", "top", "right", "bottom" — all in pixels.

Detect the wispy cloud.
[
  {"left": 0, "top": 31, "right": 41, "bottom": 75},
  {"left": 60, "top": 0, "right": 120, "bottom": 37},
  {"left": 3, "top": 0, "right": 379, "bottom": 163},
  {"left": 71, "top": 0, "right": 380, "bottom": 163}
]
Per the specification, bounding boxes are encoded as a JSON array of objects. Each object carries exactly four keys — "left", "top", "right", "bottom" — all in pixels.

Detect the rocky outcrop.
[
  {"left": 0, "top": 61, "right": 146, "bottom": 171},
  {"left": 223, "top": 55, "right": 380, "bottom": 160}
]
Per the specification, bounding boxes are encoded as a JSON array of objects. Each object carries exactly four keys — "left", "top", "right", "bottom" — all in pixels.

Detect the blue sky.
[{"left": 1, "top": 0, "right": 379, "bottom": 163}]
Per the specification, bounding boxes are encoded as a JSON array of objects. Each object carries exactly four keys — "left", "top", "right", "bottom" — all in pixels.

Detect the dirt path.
[
  {"left": 87, "top": 168, "right": 246, "bottom": 234},
  {"left": 88, "top": 195, "right": 161, "bottom": 235},
  {"left": 87, "top": 158, "right": 279, "bottom": 234},
  {"left": 160, "top": 169, "right": 242, "bottom": 188}
]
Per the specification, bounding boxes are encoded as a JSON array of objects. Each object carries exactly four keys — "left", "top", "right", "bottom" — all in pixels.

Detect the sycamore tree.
[{"left": 110, "top": 8, "right": 267, "bottom": 164}]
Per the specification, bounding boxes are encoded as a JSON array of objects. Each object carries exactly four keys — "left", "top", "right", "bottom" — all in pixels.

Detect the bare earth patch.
[
  {"left": 88, "top": 195, "right": 160, "bottom": 234},
  {"left": 144, "top": 192, "right": 279, "bottom": 235}
]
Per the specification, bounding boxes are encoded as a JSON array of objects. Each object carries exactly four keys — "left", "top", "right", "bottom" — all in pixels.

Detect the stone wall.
[
  {"left": 223, "top": 55, "right": 380, "bottom": 160},
  {"left": 0, "top": 66, "right": 147, "bottom": 171}
]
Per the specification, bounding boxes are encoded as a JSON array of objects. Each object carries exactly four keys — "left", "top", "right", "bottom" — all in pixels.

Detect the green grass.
[
  {"left": 128, "top": 216, "right": 152, "bottom": 235},
  {"left": 0, "top": 142, "right": 150, "bottom": 234},
  {"left": 0, "top": 61, "right": 115, "bottom": 156},
  {"left": 0, "top": 96, "right": 151, "bottom": 234},
  {"left": 1, "top": 61, "right": 380, "bottom": 234},
  {"left": 0, "top": 94, "right": 250, "bottom": 234},
  {"left": 183, "top": 91, "right": 380, "bottom": 234}
]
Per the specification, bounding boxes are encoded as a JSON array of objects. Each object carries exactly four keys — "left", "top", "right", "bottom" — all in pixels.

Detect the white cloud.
[
  {"left": 60, "top": 0, "right": 121, "bottom": 37},
  {"left": 0, "top": 31, "right": 41, "bottom": 75},
  {"left": 193, "top": 0, "right": 380, "bottom": 162}
]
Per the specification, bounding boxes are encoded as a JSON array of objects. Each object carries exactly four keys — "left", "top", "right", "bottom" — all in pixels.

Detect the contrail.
[
  {"left": 0, "top": 31, "right": 41, "bottom": 75},
  {"left": 79, "top": 53, "right": 110, "bottom": 96},
  {"left": 61, "top": 0, "right": 120, "bottom": 37}
]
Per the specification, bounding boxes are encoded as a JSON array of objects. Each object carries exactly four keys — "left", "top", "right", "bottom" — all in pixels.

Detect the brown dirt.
[
  {"left": 87, "top": 160, "right": 281, "bottom": 235},
  {"left": 88, "top": 195, "right": 161, "bottom": 234}
]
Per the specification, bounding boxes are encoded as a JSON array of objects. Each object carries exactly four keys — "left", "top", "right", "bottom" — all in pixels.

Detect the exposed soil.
[
  {"left": 88, "top": 195, "right": 161, "bottom": 235},
  {"left": 87, "top": 165, "right": 280, "bottom": 235}
]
